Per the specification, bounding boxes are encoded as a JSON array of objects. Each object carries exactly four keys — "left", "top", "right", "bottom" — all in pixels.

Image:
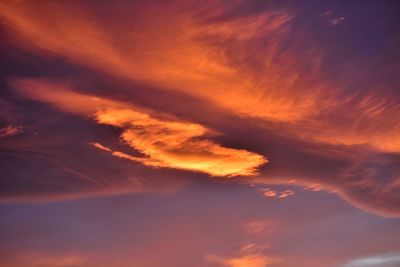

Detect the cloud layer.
[{"left": 0, "top": 0, "right": 399, "bottom": 218}]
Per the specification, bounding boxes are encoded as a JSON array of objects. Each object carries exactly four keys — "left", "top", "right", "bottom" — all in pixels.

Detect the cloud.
[
  {"left": 207, "top": 254, "right": 273, "bottom": 267},
  {"left": 261, "top": 188, "right": 295, "bottom": 199},
  {"left": 0, "top": 0, "right": 399, "bottom": 218},
  {"left": 222, "top": 255, "right": 272, "bottom": 267},
  {"left": 303, "top": 183, "right": 323, "bottom": 192},
  {"left": 0, "top": 0, "right": 324, "bottom": 123},
  {"left": 253, "top": 150, "right": 400, "bottom": 217},
  {"left": 262, "top": 188, "right": 277, "bottom": 198},
  {"left": 0, "top": 125, "right": 22, "bottom": 137},
  {"left": 1, "top": 3, "right": 400, "bottom": 267},
  {"left": 335, "top": 156, "right": 400, "bottom": 217},
  {"left": 340, "top": 253, "right": 400, "bottom": 267},
  {"left": 0, "top": 145, "right": 146, "bottom": 202},
  {"left": 12, "top": 78, "right": 267, "bottom": 177},
  {"left": 2, "top": 0, "right": 399, "bottom": 155},
  {"left": 330, "top": 17, "right": 345, "bottom": 26},
  {"left": 277, "top": 189, "right": 295, "bottom": 199}
]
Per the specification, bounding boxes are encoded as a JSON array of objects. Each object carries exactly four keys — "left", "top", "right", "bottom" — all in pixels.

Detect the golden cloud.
[
  {"left": 208, "top": 254, "right": 273, "bottom": 267},
  {"left": 13, "top": 79, "right": 267, "bottom": 177}
]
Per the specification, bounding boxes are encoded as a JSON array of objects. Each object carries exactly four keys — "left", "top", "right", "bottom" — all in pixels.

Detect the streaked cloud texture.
[{"left": 0, "top": 0, "right": 399, "bottom": 266}]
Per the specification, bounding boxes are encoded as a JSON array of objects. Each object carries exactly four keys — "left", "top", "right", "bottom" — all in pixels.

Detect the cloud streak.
[{"left": 340, "top": 253, "right": 400, "bottom": 267}]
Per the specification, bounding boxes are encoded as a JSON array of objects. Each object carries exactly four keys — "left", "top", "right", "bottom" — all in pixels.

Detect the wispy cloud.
[{"left": 339, "top": 253, "right": 400, "bottom": 267}]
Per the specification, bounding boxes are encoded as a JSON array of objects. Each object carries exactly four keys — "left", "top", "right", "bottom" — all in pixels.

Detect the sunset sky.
[{"left": 0, "top": 0, "right": 400, "bottom": 266}]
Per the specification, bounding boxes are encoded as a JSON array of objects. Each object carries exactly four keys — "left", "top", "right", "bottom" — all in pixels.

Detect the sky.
[{"left": 0, "top": 0, "right": 399, "bottom": 266}]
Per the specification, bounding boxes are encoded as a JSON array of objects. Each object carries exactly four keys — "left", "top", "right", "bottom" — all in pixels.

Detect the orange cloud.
[
  {"left": 90, "top": 142, "right": 112, "bottom": 153},
  {"left": 262, "top": 188, "right": 277, "bottom": 198},
  {"left": 2, "top": 0, "right": 400, "bottom": 216},
  {"left": 223, "top": 255, "right": 271, "bottom": 267},
  {"left": 13, "top": 79, "right": 267, "bottom": 177},
  {"left": 208, "top": 254, "right": 273, "bottom": 267},
  {"left": 261, "top": 188, "right": 295, "bottom": 199},
  {"left": 2, "top": 0, "right": 399, "bottom": 154},
  {"left": 294, "top": 90, "right": 400, "bottom": 153},
  {"left": 0, "top": 0, "right": 323, "bottom": 123}
]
